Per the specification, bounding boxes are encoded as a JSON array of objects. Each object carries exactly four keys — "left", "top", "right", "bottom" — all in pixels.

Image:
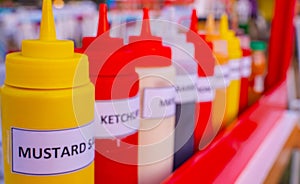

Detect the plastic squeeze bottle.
[
  {"left": 187, "top": 9, "right": 216, "bottom": 150},
  {"left": 238, "top": 36, "right": 252, "bottom": 114},
  {"left": 173, "top": 35, "right": 197, "bottom": 170},
  {"left": 248, "top": 41, "right": 267, "bottom": 106},
  {"left": 1, "top": 0, "right": 95, "bottom": 183},
  {"left": 76, "top": 4, "right": 140, "bottom": 184},
  {"left": 163, "top": 32, "right": 197, "bottom": 170},
  {"left": 220, "top": 14, "right": 242, "bottom": 126},
  {"left": 157, "top": 7, "right": 197, "bottom": 170},
  {"left": 204, "top": 14, "right": 230, "bottom": 133},
  {"left": 129, "top": 8, "right": 176, "bottom": 184}
]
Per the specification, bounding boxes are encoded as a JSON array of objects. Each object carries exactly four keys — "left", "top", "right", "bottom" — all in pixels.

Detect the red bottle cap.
[
  {"left": 242, "top": 48, "right": 252, "bottom": 57},
  {"left": 76, "top": 4, "right": 139, "bottom": 99},
  {"left": 199, "top": 34, "right": 213, "bottom": 49},
  {"left": 76, "top": 4, "right": 124, "bottom": 78},
  {"left": 187, "top": 9, "right": 215, "bottom": 77},
  {"left": 128, "top": 8, "right": 172, "bottom": 67}
]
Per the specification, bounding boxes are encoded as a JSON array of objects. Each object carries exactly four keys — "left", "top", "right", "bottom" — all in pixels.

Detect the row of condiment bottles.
[{"left": 0, "top": 1, "right": 266, "bottom": 184}]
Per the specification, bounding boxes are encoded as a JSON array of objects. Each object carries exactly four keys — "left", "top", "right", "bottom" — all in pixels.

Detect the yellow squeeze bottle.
[
  {"left": 1, "top": 0, "right": 94, "bottom": 183},
  {"left": 220, "top": 14, "right": 242, "bottom": 125}
]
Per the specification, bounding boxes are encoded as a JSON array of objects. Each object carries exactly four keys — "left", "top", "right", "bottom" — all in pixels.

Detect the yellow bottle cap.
[
  {"left": 205, "top": 14, "right": 220, "bottom": 42},
  {"left": 220, "top": 13, "right": 229, "bottom": 39},
  {"left": 219, "top": 14, "right": 242, "bottom": 59},
  {"left": 5, "top": 0, "right": 90, "bottom": 89}
]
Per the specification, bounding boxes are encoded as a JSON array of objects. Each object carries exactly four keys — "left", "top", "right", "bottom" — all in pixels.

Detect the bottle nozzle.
[
  {"left": 190, "top": 9, "right": 198, "bottom": 33},
  {"left": 141, "top": 8, "right": 152, "bottom": 36},
  {"left": 205, "top": 14, "right": 215, "bottom": 34},
  {"left": 97, "top": 4, "right": 110, "bottom": 36},
  {"left": 220, "top": 13, "right": 229, "bottom": 37},
  {"left": 40, "top": 0, "right": 56, "bottom": 41},
  {"left": 129, "top": 8, "right": 161, "bottom": 43}
]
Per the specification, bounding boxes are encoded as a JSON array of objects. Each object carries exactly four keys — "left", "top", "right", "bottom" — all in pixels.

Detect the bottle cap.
[
  {"left": 204, "top": 13, "right": 229, "bottom": 60},
  {"left": 205, "top": 14, "right": 220, "bottom": 42},
  {"left": 187, "top": 9, "right": 215, "bottom": 77},
  {"left": 128, "top": 8, "right": 172, "bottom": 67},
  {"left": 5, "top": 0, "right": 90, "bottom": 89},
  {"left": 155, "top": 7, "right": 196, "bottom": 74},
  {"left": 199, "top": 34, "right": 213, "bottom": 49},
  {"left": 77, "top": 4, "right": 139, "bottom": 99},
  {"left": 77, "top": 4, "right": 124, "bottom": 78},
  {"left": 219, "top": 14, "right": 242, "bottom": 59},
  {"left": 250, "top": 41, "right": 267, "bottom": 51},
  {"left": 166, "top": 33, "right": 196, "bottom": 74},
  {"left": 220, "top": 13, "right": 229, "bottom": 39}
]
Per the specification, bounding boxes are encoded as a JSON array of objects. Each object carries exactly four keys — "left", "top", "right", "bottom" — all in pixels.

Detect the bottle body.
[
  {"left": 173, "top": 73, "right": 196, "bottom": 170},
  {"left": 136, "top": 65, "right": 175, "bottom": 184},
  {"left": 212, "top": 61, "right": 229, "bottom": 133},
  {"left": 224, "top": 57, "right": 241, "bottom": 125},
  {"left": 95, "top": 133, "right": 138, "bottom": 184},
  {"left": 94, "top": 75, "right": 139, "bottom": 184},
  {"left": 1, "top": 83, "right": 94, "bottom": 184},
  {"left": 172, "top": 54, "right": 197, "bottom": 170},
  {"left": 239, "top": 53, "right": 252, "bottom": 114},
  {"left": 249, "top": 50, "right": 266, "bottom": 105}
]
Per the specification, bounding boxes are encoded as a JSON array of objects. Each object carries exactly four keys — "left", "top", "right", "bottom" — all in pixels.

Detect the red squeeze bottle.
[
  {"left": 187, "top": 9, "right": 216, "bottom": 151},
  {"left": 239, "top": 48, "right": 252, "bottom": 114},
  {"left": 76, "top": 4, "right": 139, "bottom": 184}
]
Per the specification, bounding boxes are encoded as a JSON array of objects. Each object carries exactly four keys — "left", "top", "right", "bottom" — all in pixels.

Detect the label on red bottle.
[
  {"left": 11, "top": 122, "right": 94, "bottom": 175},
  {"left": 196, "top": 77, "right": 215, "bottom": 102},
  {"left": 240, "top": 56, "right": 252, "bottom": 78},
  {"left": 142, "top": 87, "right": 176, "bottom": 119},
  {"left": 213, "top": 65, "right": 230, "bottom": 89},
  {"left": 175, "top": 74, "right": 197, "bottom": 104},
  {"left": 229, "top": 59, "right": 241, "bottom": 80},
  {"left": 94, "top": 95, "right": 140, "bottom": 138}
]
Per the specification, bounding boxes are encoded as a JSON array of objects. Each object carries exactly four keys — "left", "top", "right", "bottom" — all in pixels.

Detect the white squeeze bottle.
[
  {"left": 128, "top": 8, "right": 176, "bottom": 184},
  {"left": 160, "top": 29, "right": 197, "bottom": 170},
  {"left": 157, "top": 9, "right": 197, "bottom": 170}
]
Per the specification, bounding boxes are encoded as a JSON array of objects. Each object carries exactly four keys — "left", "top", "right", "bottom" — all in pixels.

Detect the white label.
[
  {"left": 175, "top": 74, "right": 197, "bottom": 104},
  {"left": 254, "top": 75, "right": 264, "bottom": 93},
  {"left": 143, "top": 87, "right": 176, "bottom": 119},
  {"left": 12, "top": 123, "right": 94, "bottom": 175},
  {"left": 94, "top": 96, "right": 140, "bottom": 138},
  {"left": 241, "top": 56, "right": 252, "bottom": 77},
  {"left": 229, "top": 59, "right": 241, "bottom": 80},
  {"left": 196, "top": 77, "right": 215, "bottom": 102},
  {"left": 213, "top": 65, "right": 230, "bottom": 89}
]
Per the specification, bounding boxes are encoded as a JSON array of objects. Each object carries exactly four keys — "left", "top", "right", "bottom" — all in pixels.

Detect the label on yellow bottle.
[
  {"left": 213, "top": 65, "right": 230, "bottom": 89},
  {"left": 196, "top": 77, "right": 215, "bottom": 102},
  {"left": 175, "top": 74, "right": 197, "bottom": 104},
  {"left": 11, "top": 122, "right": 94, "bottom": 176},
  {"left": 95, "top": 96, "right": 140, "bottom": 138},
  {"left": 142, "top": 87, "right": 176, "bottom": 119},
  {"left": 229, "top": 59, "right": 241, "bottom": 80}
]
